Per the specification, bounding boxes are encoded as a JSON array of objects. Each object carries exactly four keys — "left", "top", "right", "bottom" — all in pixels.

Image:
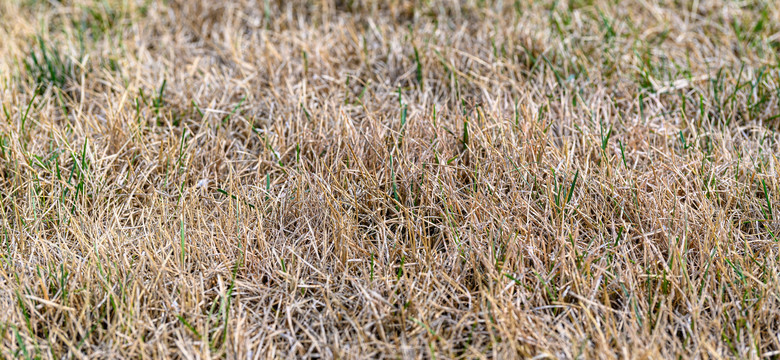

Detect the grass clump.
[{"left": 23, "top": 36, "right": 73, "bottom": 93}]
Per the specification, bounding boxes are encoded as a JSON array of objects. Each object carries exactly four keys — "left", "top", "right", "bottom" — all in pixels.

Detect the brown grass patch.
[{"left": 1, "top": 0, "right": 779, "bottom": 358}]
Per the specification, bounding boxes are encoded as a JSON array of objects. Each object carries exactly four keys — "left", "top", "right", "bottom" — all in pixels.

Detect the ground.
[{"left": 0, "top": 0, "right": 779, "bottom": 358}]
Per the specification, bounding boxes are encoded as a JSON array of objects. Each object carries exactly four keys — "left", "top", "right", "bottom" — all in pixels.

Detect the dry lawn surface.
[{"left": 1, "top": 0, "right": 780, "bottom": 358}]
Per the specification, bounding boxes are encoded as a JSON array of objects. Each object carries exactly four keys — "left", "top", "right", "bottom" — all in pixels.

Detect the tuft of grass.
[{"left": 23, "top": 36, "right": 73, "bottom": 92}]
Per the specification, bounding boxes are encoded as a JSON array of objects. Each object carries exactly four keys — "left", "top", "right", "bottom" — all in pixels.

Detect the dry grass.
[{"left": 1, "top": 0, "right": 779, "bottom": 358}]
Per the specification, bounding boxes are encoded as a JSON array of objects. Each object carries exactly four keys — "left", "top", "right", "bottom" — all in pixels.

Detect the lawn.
[{"left": 0, "top": 0, "right": 779, "bottom": 358}]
